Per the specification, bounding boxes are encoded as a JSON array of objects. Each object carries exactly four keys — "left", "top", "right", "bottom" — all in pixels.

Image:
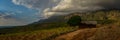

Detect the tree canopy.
[{"left": 67, "top": 15, "right": 82, "bottom": 26}]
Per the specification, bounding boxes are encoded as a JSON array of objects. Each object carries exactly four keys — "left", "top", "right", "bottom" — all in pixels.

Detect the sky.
[
  {"left": 0, "top": 0, "right": 120, "bottom": 26},
  {"left": 0, "top": 0, "right": 39, "bottom": 26}
]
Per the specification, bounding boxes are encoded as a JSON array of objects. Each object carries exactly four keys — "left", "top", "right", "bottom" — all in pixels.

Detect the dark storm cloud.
[
  {"left": 99, "top": 0, "right": 120, "bottom": 9},
  {"left": 12, "top": 0, "right": 120, "bottom": 18},
  {"left": 52, "top": 0, "right": 120, "bottom": 12}
]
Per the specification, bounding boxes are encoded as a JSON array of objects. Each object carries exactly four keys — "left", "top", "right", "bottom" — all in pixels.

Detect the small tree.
[{"left": 67, "top": 16, "right": 82, "bottom": 26}]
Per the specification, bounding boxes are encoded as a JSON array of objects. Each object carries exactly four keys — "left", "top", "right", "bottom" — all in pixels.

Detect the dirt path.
[
  {"left": 53, "top": 28, "right": 97, "bottom": 40},
  {"left": 53, "top": 29, "right": 82, "bottom": 40}
]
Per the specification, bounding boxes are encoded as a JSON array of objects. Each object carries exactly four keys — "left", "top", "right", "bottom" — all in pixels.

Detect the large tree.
[{"left": 67, "top": 15, "right": 82, "bottom": 26}]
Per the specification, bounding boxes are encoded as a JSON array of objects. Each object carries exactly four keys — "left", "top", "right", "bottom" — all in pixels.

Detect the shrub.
[
  {"left": 97, "top": 20, "right": 114, "bottom": 24},
  {"left": 67, "top": 16, "right": 82, "bottom": 26}
]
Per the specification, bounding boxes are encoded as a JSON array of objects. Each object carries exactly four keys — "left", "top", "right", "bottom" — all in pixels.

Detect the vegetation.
[
  {"left": 55, "top": 10, "right": 120, "bottom": 40},
  {"left": 67, "top": 15, "right": 81, "bottom": 26},
  {"left": 0, "top": 10, "right": 120, "bottom": 40},
  {"left": 68, "top": 10, "right": 120, "bottom": 25},
  {"left": 71, "top": 25, "right": 120, "bottom": 40},
  {"left": 0, "top": 22, "right": 78, "bottom": 40}
]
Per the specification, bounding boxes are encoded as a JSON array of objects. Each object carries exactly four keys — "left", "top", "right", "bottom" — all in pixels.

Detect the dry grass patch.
[{"left": 72, "top": 25, "right": 120, "bottom": 40}]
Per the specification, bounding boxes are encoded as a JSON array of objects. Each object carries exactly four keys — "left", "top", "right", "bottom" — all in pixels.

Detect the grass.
[
  {"left": 0, "top": 22, "right": 78, "bottom": 40},
  {"left": 93, "top": 25, "right": 120, "bottom": 40},
  {"left": 71, "top": 25, "right": 120, "bottom": 40}
]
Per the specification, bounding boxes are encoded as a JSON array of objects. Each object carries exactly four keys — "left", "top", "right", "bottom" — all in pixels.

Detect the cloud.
[
  {"left": 12, "top": 0, "right": 59, "bottom": 10},
  {"left": 52, "top": 0, "right": 120, "bottom": 12},
  {"left": 12, "top": 0, "right": 120, "bottom": 18},
  {"left": 0, "top": 11, "right": 14, "bottom": 18},
  {"left": 12, "top": 0, "right": 60, "bottom": 17},
  {"left": 0, "top": 17, "right": 26, "bottom": 26},
  {"left": 0, "top": 11, "right": 29, "bottom": 26},
  {"left": 0, "top": 15, "right": 27, "bottom": 26}
]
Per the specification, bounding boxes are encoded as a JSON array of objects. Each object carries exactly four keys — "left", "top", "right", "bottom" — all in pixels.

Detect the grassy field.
[
  {"left": 0, "top": 22, "right": 78, "bottom": 40},
  {"left": 0, "top": 26, "right": 77, "bottom": 40}
]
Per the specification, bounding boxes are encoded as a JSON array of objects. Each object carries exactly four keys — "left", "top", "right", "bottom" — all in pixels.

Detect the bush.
[
  {"left": 97, "top": 20, "right": 114, "bottom": 24},
  {"left": 67, "top": 16, "right": 82, "bottom": 26}
]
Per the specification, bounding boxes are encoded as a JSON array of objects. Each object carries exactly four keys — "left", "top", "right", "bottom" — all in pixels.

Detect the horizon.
[{"left": 1, "top": 0, "right": 120, "bottom": 26}]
